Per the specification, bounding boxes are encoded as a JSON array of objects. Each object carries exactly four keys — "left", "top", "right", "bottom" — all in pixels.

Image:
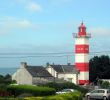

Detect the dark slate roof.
[
  {"left": 26, "top": 66, "right": 52, "bottom": 77},
  {"left": 51, "top": 65, "right": 63, "bottom": 73},
  {"left": 50, "top": 65, "right": 77, "bottom": 73}
]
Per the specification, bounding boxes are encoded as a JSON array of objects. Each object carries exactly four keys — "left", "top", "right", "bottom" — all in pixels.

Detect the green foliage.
[
  {"left": 0, "top": 84, "right": 7, "bottom": 91},
  {"left": 89, "top": 55, "right": 110, "bottom": 83},
  {"left": 0, "top": 98, "right": 15, "bottom": 100},
  {"left": 4, "top": 74, "right": 12, "bottom": 84},
  {"left": 7, "top": 85, "right": 56, "bottom": 97},
  {"left": 100, "top": 81, "right": 110, "bottom": 89},
  {"left": 0, "top": 74, "right": 13, "bottom": 92},
  {"left": 25, "top": 92, "right": 83, "bottom": 100},
  {"left": 0, "top": 75, "right": 4, "bottom": 83},
  {"left": 11, "top": 80, "right": 17, "bottom": 84},
  {"left": 41, "top": 82, "right": 88, "bottom": 95},
  {"left": 47, "top": 93, "right": 80, "bottom": 100},
  {"left": 0, "top": 74, "right": 12, "bottom": 85}
]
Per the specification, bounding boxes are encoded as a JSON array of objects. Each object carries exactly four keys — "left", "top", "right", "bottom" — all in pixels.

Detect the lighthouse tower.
[{"left": 74, "top": 22, "right": 91, "bottom": 85}]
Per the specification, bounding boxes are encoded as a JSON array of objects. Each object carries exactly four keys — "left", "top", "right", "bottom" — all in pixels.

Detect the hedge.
[
  {"left": 41, "top": 82, "right": 88, "bottom": 95},
  {"left": 7, "top": 85, "right": 56, "bottom": 97},
  {"left": 0, "top": 91, "right": 83, "bottom": 100},
  {"left": 25, "top": 91, "right": 83, "bottom": 100}
]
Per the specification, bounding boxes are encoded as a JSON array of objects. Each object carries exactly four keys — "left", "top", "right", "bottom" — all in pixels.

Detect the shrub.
[
  {"left": 41, "top": 82, "right": 88, "bottom": 95},
  {"left": 100, "top": 81, "right": 110, "bottom": 88},
  {"left": 0, "top": 98, "right": 15, "bottom": 100},
  {"left": 25, "top": 91, "right": 83, "bottom": 100},
  {"left": 0, "top": 84, "right": 7, "bottom": 91},
  {"left": 7, "top": 85, "right": 56, "bottom": 97}
]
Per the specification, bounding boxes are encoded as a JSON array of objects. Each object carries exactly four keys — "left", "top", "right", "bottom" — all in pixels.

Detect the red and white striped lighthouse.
[{"left": 74, "top": 22, "right": 91, "bottom": 85}]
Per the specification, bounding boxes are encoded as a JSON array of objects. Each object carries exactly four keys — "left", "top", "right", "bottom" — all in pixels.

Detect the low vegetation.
[
  {"left": 0, "top": 75, "right": 87, "bottom": 99},
  {"left": 0, "top": 91, "right": 82, "bottom": 100},
  {"left": 40, "top": 82, "right": 88, "bottom": 95},
  {"left": 7, "top": 85, "right": 56, "bottom": 97},
  {"left": 99, "top": 81, "right": 110, "bottom": 89},
  {"left": 0, "top": 74, "right": 15, "bottom": 97},
  {"left": 25, "top": 91, "right": 83, "bottom": 100}
]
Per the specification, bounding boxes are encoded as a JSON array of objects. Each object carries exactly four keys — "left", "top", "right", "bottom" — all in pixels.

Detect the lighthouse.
[{"left": 74, "top": 22, "right": 91, "bottom": 85}]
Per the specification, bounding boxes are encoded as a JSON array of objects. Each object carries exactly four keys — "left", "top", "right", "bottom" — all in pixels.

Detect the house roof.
[
  {"left": 50, "top": 65, "right": 77, "bottom": 74},
  {"left": 26, "top": 66, "right": 53, "bottom": 77}
]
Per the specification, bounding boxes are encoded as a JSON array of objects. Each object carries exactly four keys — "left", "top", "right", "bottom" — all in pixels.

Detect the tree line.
[
  {"left": 89, "top": 55, "right": 110, "bottom": 84},
  {"left": 0, "top": 74, "right": 16, "bottom": 91}
]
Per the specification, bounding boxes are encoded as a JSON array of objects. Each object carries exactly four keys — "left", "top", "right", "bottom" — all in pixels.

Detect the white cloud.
[
  {"left": 26, "top": 2, "right": 42, "bottom": 12},
  {"left": 15, "top": 0, "right": 42, "bottom": 12},
  {"left": 17, "top": 20, "right": 32, "bottom": 28},
  {"left": 0, "top": 16, "right": 36, "bottom": 35},
  {"left": 88, "top": 27, "right": 110, "bottom": 37}
]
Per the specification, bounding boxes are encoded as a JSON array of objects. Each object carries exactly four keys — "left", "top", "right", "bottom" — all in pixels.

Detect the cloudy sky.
[{"left": 0, "top": 0, "right": 110, "bottom": 68}]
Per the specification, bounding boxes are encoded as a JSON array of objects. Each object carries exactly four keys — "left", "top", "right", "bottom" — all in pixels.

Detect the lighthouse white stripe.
[
  {"left": 75, "top": 38, "right": 89, "bottom": 45},
  {"left": 79, "top": 72, "right": 89, "bottom": 80},
  {"left": 75, "top": 54, "right": 89, "bottom": 63}
]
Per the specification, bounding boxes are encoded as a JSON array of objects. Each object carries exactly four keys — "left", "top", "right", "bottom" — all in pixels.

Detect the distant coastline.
[{"left": 0, "top": 67, "right": 18, "bottom": 75}]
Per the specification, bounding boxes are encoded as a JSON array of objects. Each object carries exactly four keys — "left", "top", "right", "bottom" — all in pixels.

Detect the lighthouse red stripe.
[
  {"left": 75, "top": 45, "right": 89, "bottom": 53},
  {"left": 75, "top": 63, "right": 89, "bottom": 71},
  {"left": 79, "top": 80, "right": 89, "bottom": 85}
]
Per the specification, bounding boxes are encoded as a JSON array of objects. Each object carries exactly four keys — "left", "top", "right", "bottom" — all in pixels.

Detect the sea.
[{"left": 0, "top": 67, "right": 18, "bottom": 76}]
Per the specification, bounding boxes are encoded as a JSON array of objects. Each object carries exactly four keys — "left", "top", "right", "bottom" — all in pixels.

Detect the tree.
[
  {"left": 89, "top": 55, "right": 110, "bottom": 83},
  {"left": 100, "top": 81, "right": 110, "bottom": 89},
  {"left": 0, "top": 75, "right": 4, "bottom": 83},
  {"left": 4, "top": 74, "right": 12, "bottom": 84},
  {"left": 0, "top": 74, "right": 13, "bottom": 84}
]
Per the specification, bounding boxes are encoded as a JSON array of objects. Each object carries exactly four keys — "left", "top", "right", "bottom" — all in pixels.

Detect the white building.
[
  {"left": 46, "top": 63, "right": 79, "bottom": 84},
  {"left": 12, "top": 62, "right": 54, "bottom": 85}
]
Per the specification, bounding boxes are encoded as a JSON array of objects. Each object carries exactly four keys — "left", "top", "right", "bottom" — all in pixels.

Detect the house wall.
[
  {"left": 12, "top": 67, "right": 32, "bottom": 85},
  {"left": 32, "top": 77, "right": 54, "bottom": 85},
  {"left": 46, "top": 66, "right": 57, "bottom": 77},
  {"left": 46, "top": 66, "right": 78, "bottom": 84},
  {"left": 58, "top": 73, "right": 77, "bottom": 84}
]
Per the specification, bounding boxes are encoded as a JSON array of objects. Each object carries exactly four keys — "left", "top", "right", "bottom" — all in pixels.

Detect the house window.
[{"left": 67, "top": 78, "right": 72, "bottom": 83}]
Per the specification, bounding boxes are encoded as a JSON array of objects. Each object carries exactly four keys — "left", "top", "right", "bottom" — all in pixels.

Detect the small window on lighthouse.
[{"left": 81, "top": 28, "right": 82, "bottom": 32}]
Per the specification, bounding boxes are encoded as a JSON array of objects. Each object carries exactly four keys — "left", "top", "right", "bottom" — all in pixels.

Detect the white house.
[
  {"left": 46, "top": 63, "right": 79, "bottom": 84},
  {"left": 12, "top": 62, "right": 54, "bottom": 85}
]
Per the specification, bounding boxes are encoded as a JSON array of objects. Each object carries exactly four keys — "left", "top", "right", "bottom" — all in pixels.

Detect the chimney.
[
  {"left": 67, "top": 63, "right": 71, "bottom": 65},
  {"left": 21, "top": 62, "right": 27, "bottom": 68},
  {"left": 46, "top": 62, "right": 50, "bottom": 66}
]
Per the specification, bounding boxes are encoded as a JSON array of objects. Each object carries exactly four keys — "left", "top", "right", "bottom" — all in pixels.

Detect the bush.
[
  {"left": 25, "top": 92, "right": 83, "bottom": 100},
  {"left": 0, "top": 74, "right": 12, "bottom": 85},
  {"left": 41, "top": 82, "right": 88, "bottom": 95},
  {"left": 0, "top": 98, "right": 15, "bottom": 100},
  {"left": 100, "top": 81, "right": 110, "bottom": 88},
  {"left": 7, "top": 85, "right": 56, "bottom": 97},
  {"left": 0, "top": 84, "right": 7, "bottom": 91}
]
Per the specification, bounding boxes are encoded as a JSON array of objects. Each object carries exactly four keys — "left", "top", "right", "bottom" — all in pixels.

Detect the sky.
[{"left": 0, "top": 0, "right": 110, "bottom": 68}]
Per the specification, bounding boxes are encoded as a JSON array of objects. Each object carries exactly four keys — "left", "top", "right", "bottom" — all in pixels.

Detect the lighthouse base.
[{"left": 79, "top": 80, "right": 89, "bottom": 85}]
